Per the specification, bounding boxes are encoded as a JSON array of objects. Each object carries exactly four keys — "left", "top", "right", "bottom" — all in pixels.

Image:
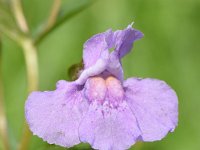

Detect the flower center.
[{"left": 84, "top": 76, "right": 124, "bottom": 107}]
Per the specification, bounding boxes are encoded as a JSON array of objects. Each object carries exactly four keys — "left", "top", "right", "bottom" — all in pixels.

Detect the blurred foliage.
[
  {"left": 1, "top": 0, "right": 200, "bottom": 150},
  {"left": 33, "top": 0, "right": 95, "bottom": 44},
  {"left": 0, "top": 0, "right": 22, "bottom": 41},
  {"left": 0, "top": 0, "right": 16, "bottom": 29}
]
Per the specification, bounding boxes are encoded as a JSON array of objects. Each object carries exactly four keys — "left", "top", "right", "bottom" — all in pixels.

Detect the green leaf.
[
  {"left": 34, "top": 0, "right": 95, "bottom": 44},
  {"left": 0, "top": 36, "right": 2, "bottom": 52},
  {"left": 1, "top": 36, "right": 27, "bottom": 150}
]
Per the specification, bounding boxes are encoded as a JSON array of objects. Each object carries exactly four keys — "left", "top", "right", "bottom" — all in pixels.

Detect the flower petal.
[
  {"left": 83, "top": 29, "right": 114, "bottom": 69},
  {"left": 124, "top": 78, "right": 178, "bottom": 141},
  {"left": 107, "top": 24, "right": 143, "bottom": 80},
  {"left": 107, "top": 52, "right": 124, "bottom": 81},
  {"left": 79, "top": 102, "right": 141, "bottom": 150},
  {"left": 25, "top": 81, "right": 89, "bottom": 147},
  {"left": 76, "top": 50, "right": 109, "bottom": 85},
  {"left": 81, "top": 25, "right": 143, "bottom": 83},
  {"left": 113, "top": 24, "right": 143, "bottom": 58}
]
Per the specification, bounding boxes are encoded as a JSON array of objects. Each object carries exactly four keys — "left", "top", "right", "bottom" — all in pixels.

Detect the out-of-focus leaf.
[
  {"left": 2, "top": 36, "right": 27, "bottom": 150},
  {"left": 0, "top": 36, "right": 4, "bottom": 150},
  {"left": 34, "top": 0, "right": 95, "bottom": 44},
  {"left": 0, "top": 36, "right": 1, "bottom": 52}
]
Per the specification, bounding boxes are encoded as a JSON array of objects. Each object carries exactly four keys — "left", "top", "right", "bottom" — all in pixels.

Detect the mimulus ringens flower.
[{"left": 25, "top": 24, "right": 178, "bottom": 150}]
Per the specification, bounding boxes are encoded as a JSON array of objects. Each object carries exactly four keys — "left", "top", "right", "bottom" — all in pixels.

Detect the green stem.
[
  {"left": 21, "top": 38, "right": 39, "bottom": 92},
  {"left": 0, "top": 84, "right": 10, "bottom": 150},
  {"left": 0, "top": 39, "right": 10, "bottom": 150},
  {"left": 34, "top": 0, "right": 61, "bottom": 45},
  {"left": 0, "top": 25, "right": 21, "bottom": 43},
  {"left": 10, "top": 0, "right": 38, "bottom": 149},
  {"left": 18, "top": 38, "right": 39, "bottom": 150},
  {"left": 44, "top": 0, "right": 61, "bottom": 33},
  {"left": 11, "top": 0, "right": 29, "bottom": 33}
]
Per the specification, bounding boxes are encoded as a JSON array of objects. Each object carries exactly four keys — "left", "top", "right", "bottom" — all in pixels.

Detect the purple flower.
[{"left": 25, "top": 24, "right": 178, "bottom": 150}]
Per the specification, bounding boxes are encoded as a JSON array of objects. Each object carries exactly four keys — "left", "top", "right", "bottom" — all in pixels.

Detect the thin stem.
[
  {"left": 34, "top": 0, "right": 61, "bottom": 44},
  {"left": 0, "top": 26, "right": 21, "bottom": 44},
  {"left": 18, "top": 38, "right": 39, "bottom": 150},
  {"left": 34, "top": 0, "right": 94, "bottom": 44},
  {"left": 46, "top": 0, "right": 61, "bottom": 31},
  {"left": 11, "top": 0, "right": 29, "bottom": 33},
  {"left": 10, "top": 0, "right": 38, "bottom": 149},
  {"left": 21, "top": 38, "right": 38, "bottom": 92},
  {"left": 0, "top": 39, "right": 10, "bottom": 150},
  {"left": 0, "top": 87, "right": 9, "bottom": 150}
]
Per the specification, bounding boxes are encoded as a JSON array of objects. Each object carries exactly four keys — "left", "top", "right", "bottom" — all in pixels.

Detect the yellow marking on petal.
[
  {"left": 86, "top": 77, "right": 106, "bottom": 103},
  {"left": 106, "top": 76, "right": 124, "bottom": 100}
]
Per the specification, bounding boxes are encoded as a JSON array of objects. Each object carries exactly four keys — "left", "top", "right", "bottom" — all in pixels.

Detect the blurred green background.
[{"left": 0, "top": 0, "right": 200, "bottom": 149}]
